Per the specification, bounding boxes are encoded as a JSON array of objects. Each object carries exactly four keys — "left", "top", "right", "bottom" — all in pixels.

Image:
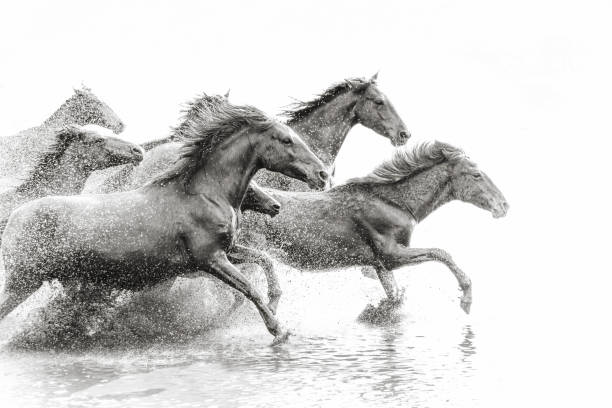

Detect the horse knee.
[{"left": 269, "top": 287, "right": 282, "bottom": 298}]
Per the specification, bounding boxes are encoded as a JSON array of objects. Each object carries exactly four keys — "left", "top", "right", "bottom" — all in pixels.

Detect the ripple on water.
[{"left": 0, "top": 268, "right": 480, "bottom": 407}]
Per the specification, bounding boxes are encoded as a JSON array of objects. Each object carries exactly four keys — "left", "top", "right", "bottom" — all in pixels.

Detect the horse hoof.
[
  {"left": 271, "top": 329, "right": 292, "bottom": 346},
  {"left": 460, "top": 298, "right": 472, "bottom": 314}
]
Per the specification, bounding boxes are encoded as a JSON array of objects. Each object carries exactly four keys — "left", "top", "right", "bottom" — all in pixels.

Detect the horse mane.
[
  {"left": 281, "top": 77, "right": 372, "bottom": 124},
  {"left": 151, "top": 96, "right": 274, "bottom": 188},
  {"left": 15, "top": 126, "right": 85, "bottom": 194},
  {"left": 140, "top": 94, "right": 229, "bottom": 151},
  {"left": 342, "top": 141, "right": 466, "bottom": 186}
]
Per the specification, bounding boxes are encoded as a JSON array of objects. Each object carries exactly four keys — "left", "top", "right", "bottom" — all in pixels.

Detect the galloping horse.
[
  {"left": 0, "top": 101, "right": 327, "bottom": 344},
  {"left": 259, "top": 73, "right": 410, "bottom": 190},
  {"left": 0, "top": 86, "right": 125, "bottom": 182},
  {"left": 81, "top": 94, "right": 288, "bottom": 311},
  {"left": 244, "top": 142, "right": 509, "bottom": 313},
  {"left": 0, "top": 126, "right": 143, "bottom": 238}
]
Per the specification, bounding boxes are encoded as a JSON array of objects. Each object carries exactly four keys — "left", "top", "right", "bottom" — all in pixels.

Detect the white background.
[{"left": 1, "top": 1, "right": 611, "bottom": 406}]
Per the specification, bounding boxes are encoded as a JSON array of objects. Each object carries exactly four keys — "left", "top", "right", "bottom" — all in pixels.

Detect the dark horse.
[
  {"left": 0, "top": 101, "right": 327, "bottom": 344},
  {"left": 81, "top": 94, "right": 286, "bottom": 311},
  {"left": 0, "top": 86, "right": 125, "bottom": 182},
  {"left": 243, "top": 142, "right": 509, "bottom": 313},
  {"left": 0, "top": 126, "right": 143, "bottom": 239}
]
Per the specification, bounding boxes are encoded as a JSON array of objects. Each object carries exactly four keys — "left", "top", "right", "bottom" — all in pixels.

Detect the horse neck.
[
  {"left": 187, "top": 131, "right": 260, "bottom": 208},
  {"left": 371, "top": 163, "right": 455, "bottom": 222},
  {"left": 288, "top": 92, "right": 358, "bottom": 166},
  {"left": 25, "top": 151, "right": 95, "bottom": 197}
]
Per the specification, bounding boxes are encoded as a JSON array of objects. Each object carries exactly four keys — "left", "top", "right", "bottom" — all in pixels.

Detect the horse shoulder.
[{"left": 353, "top": 197, "right": 414, "bottom": 245}]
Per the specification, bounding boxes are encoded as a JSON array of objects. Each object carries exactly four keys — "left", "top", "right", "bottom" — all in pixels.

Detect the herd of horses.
[{"left": 0, "top": 75, "right": 508, "bottom": 344}]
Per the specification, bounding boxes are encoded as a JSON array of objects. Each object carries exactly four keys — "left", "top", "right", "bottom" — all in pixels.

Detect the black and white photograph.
[{"left": 0, "top": 1, "right": 610, "bottom": 407}]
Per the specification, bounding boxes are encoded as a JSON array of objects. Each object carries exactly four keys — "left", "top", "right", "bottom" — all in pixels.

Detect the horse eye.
[
  {"left": 281, "top": 138, "right": 292, "bottom": 145},
  {"left": 472, "top": 173, "right": 482, "bottom": 179},
  {"left": 374, "top": 99, "right": 384, "bottom": 105}
]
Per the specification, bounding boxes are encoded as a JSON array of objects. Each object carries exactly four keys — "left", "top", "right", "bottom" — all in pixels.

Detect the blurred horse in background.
[
  {"left": 0, "top": 125, "right": 143, "bottom": 240},
  {"left": 0, "top": 86, "right": 125, "bottom": 186}
]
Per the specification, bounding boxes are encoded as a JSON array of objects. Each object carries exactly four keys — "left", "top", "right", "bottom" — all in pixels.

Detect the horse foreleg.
[
  {"left": 228, "top": 245, "right": 282, "bottom": 314},
  {"left": 205, "top": 251, "right": 290, "bottom": 345},
  {"left": 374, "top": 265, "right": 404, "bottom": 304},
  {"left": 353, "top": 217, "right": 406, "bottom": 304},
  {"left": 381, "top": 247, "right": 473, "bottom": 314}
]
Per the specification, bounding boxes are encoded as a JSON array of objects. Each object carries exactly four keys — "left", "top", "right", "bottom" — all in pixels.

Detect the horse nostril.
[
  {"left": 399, "top": 131, "right": 411, "bottom": 140},
  {"left": 272, "top": 204, "right": 281, "bottom": 211},
  {"left": 318, "top": 171, "right": 329, "bottom": 182}
]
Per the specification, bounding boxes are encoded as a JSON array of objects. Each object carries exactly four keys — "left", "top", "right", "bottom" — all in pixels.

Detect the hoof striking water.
[
  {"left": 271, "top": 329, "right": 292, "bottom": 346},
  {"left": 460, "top": 298, "right": 472, "bottom": 314},
  {"left": 358, "top": 298, "right": 404, "bottom": 325}
]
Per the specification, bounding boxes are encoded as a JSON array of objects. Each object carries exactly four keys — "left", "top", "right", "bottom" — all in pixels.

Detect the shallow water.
[{"left": 0, "top": 266, "right": 514, "bottom": 407}]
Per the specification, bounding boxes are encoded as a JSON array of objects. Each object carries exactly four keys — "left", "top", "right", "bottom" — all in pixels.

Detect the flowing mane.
[
  {"left": 281, "top": 77, "right": 371, "bottom": 124},
  {"left": 343, "top": 141, "right": 466, "bottom": 186},
  {"left": 141, "top": 93, "right": 229, "bottom": 151},
  {"left": 151, "top": 96, "right": 275, "bottom": 188},
  {"left": 15, "top": 126, "right": 85, "bottom": 194}
]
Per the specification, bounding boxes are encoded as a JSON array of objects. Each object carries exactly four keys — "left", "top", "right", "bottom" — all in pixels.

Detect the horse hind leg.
[{"left": 229, "top": 245, "right": 282, "bottom": 315}]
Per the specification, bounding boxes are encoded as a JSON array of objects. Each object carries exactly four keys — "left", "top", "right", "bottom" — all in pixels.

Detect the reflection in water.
[{"left": 0, "top": 268, "right": 481, "bottom": 407}]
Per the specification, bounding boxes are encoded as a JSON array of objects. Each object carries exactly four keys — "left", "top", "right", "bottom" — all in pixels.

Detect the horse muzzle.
[{"left": 492, "top": 201, "right": 509, "bottom": 218}]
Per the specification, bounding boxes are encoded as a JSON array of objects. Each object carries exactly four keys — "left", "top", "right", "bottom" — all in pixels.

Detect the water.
[{"left": 0, "top": 265, "right": 509, "bottom": 407}]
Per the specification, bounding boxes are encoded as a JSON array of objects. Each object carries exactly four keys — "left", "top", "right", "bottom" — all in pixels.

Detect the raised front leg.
[
  {"left": 228, "top": 244, "right": 282, "bottom": 315},
  {"left": 383, "top": 247, "right": 472, "bottom": 313},
  {"left": 205, "top": 251, "right": 290, "bottom": 344},
  {"left": 355, "top": 216, "right": 472, "bottom": 313}
]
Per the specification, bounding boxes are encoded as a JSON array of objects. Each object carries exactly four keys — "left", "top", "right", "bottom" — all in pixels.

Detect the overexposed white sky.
[{"left": 1, "top": 1, "right": 611, "bottom": 405}]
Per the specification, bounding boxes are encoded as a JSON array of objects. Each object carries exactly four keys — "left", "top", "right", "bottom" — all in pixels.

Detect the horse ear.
[
  {"left": 344, "top": 80, "right": 354, "bottom": 89},
  {"left": 224, "top": 89, "right": 231, "bottom": 98},
  {"left": 370, "top": 71, "right": 379, "bottom": 83}
]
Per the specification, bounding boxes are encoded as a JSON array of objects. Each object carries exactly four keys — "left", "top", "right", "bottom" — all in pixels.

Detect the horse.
[
  {"left": 0, "top": 86, "right": 125, "bottom": 181},
  {"left": 242, "top": 141, "right": 509, "bottom": 314},
  {"left": 255, "top": 72, "right": 410, "bottom": 191},
  {"left": 0, "top": 100, "right": 328, "bottom": 344},
  {"left": 0, "top": 125, "right": 143, "bottom": 239},
  {"left": 81, "top": 94, "right": 287, "bottom": 311}
]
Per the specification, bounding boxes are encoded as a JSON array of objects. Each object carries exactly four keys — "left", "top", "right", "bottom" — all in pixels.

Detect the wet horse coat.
[
  {"left": 1, "top": 101, "right": 328, "bottom": 343},
  {"left": 243, "top": 142, "right": 509, "bottom": 313}
]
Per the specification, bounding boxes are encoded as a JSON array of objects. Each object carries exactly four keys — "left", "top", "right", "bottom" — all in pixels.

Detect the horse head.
[
  {"left": 350, "top": 73, "right": 410, "bottom": 146},
  {"left": 241, "top": 181, "right": 280, "bottom": 217},
  {"left": 65, "top": 126, "right": 143, "bottom": 170},
  {"left": 257, "top": 121, "right": 328, "bottom": 190},
  {"left": 449, "top": 155, "right": 509, "bottom": 218},
  {"left": 63, "top": 87, "right": 126, "bottom": 134}
]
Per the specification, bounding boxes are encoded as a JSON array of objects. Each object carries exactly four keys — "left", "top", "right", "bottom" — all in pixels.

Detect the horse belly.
[
  {"left": 51, "top": 250, "right": 192, "bottom": 291},
  {"left": 274, "top": 220, "right": 374, "bottom": 270}
]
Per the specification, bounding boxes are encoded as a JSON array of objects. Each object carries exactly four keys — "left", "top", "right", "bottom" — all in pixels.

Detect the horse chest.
[{"left": 195, "top": 205, "right": 239, "bottom": 249}]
